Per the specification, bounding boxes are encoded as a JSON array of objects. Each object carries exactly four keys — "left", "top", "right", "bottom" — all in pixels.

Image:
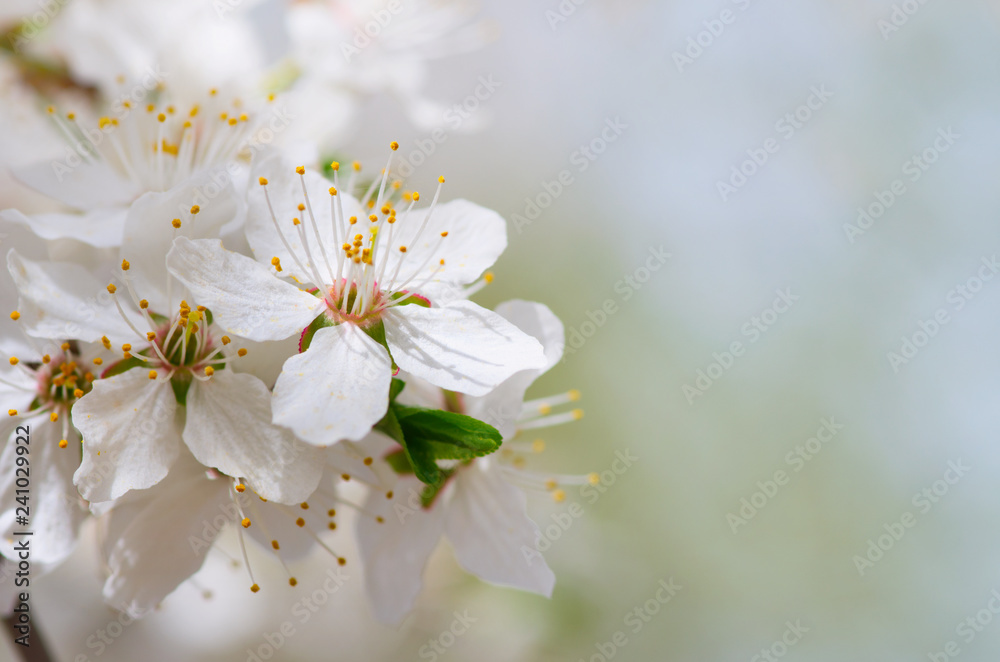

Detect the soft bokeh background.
[{"left": 5, "top": 0, "right": 1000, "bottom": 660}]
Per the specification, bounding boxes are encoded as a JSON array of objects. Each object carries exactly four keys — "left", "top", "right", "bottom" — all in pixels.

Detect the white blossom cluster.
[{"left": 0, "top": 0, "right": 588, "bottom": 625}]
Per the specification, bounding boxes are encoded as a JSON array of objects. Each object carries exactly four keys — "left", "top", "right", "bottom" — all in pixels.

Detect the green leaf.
[
  {"left": 393, "top": 405, "right": 502, "bottom": 457},
  {"left": 375, "top": 408, "right": 441, "bottom": 486},
  {"left": 384, "top": 450, "right": 414, "bottom": 475}
]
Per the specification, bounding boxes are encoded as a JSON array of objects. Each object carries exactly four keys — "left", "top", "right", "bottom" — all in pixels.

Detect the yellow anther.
[
  {"left": 289, "top": 577, "right": 298, "bottom": 587},
  {"left": 121, "top": 259, "right": 130, "bottom": 271},
  {"left": 172, "top": 218, "right": 182, "bottom": 229},
  {"left": 293, "top": 217, "right": 301, "bottom": 226},
  {"left": 271, "top": 540, "right": 280, "bottom": 550},
  {"left": 399, "top": 246, "right": 407, "bottom": 253},
  {"left": 328, "top": 509, "right": 337, "bottom": 517},
  {"left": 157, "top": 113, "right": 166, "bottom": 122},
  {"left": 8, "top": 357, "right": 18, "bottom": 366},
  {"left": 297, "top": 203, "right": 305, "bottom": 212},
  {"left": 328, "top": 522, "right": 337, "bottom": 530},
  {"left": 341, "top": 473, "right": 351, "bottom": 481},
  {"left": 271, "top": 257, "right": 282, "bottom": 272},
  {"left": 219, "top": 112, "right": 228, "bottom": 120},
  {"left": 102, "top": 336, "right": 111, "bottom": 349},
  {"left": 58, "top": 439, "right": 68, "bottom": 449},
  {"left": 47, "top": 106, "right": 54, "bottom": 114},
  {"left": 190, "top": 205, "right": 200, "bottom": 215},
  {"left": 588, "top": 473, "right": 601, "bottom": 486},
  {"left": 107, "top": 283, "right": 117, "bottom": 294},
  {"left": 234, "top": 483, "right": 246, "bottom": 493},
  {"left": 250, "top": 584, "right": 260, "bottom": 593},
  {"left": 412, "top": 192, "right": 420, "bottom": 201},
  {"left": 147, "top": 331, "right": 157, "bottom": 341},
  {"left": 300, "top": 502, "right": 309, "bottom": 510},
  {"left": 61, "top": 342, "right": 70, "bottom": 351},
  {"left": 390, "top": 141, "right": 399, "bottom": 151},
  {"left": 363, "top": 457, "right": 373, "bottom": 466},
  {"left": 221, "top": 336, "right": 231, "bottom": 345},
  {"left": 552, "top": 489, "right": 566, "bottom": 503},
  {"left": 9, "top": 311, "right": 19, "bottom": 321},
  {"left": 532, "top": 439, "right": 546, "bottom": 453},
  {"left": 42, "top": 355, "right": 50, "bottom": 364},
  {"left": 440, "top": 231, "right": 449, "bottom": 237},
  {"left": 66, "top": 112, "right": 76, "bottom": 121},
  {"left": 568, "top": 389, "right": 582, "bottom": 401},
  {"left": 369, "top": 214, "right": 378, "bottom": 223},
  {"left": 237, "top": 348, "right": 247, "bottom": 357},
  {"left": 241, "top": 518, "right": 251, "bottom": 528},
  {"left": 572, "top": 409, "right": 585, "bottom": 420},
  {"left": 93, "top": 357, "right": 103, "bottom": 366},
  {"left": 295, "top": 518, "right": 305, "bottom": 527},
  {"left": 73, "top": 389, "right": 84, "bottom": 398},
  {"left": 139, "top": 299, "right": 149, "bottom": 309},
  {"left": 239, "top": 114, "right": 248, "bottom": 122},
  {"left": 330, "top": 161, "right": 340, "bottom": 171},
  {"left": 329, "top": 187, "right": 338, "bottom": 196},
  {"left": 484, "top": 272, "right": 495, "bottom": 284},
  {"left": 50, "top": 412, "right": 59, "bottom": 422},
  {"left": 228, "top": 118, "right": 237, "bottom": 126},
  {"left": 295, "top": 166, "right": 306, "bottom": 175},
  {"left": 539, "top": 404, "right": 552, "bottom": 415},
  {"left": 352, "top": 161, "right": 361, "bottom": 171},
  {"left": 385, "top": 490, "right": 394, "bottom": 499},
  {"left": 259, "top": 177, "right": 268, "bottom": 186},
  {"left": 376, "top": 516, "right": 384, "bottom": 524},
  {"left": 204, "top": 366, "right": 215, "bottom": 376},
  {"left": 337, "top": 558, "right": 347, "bottom": 566},
  {"left": 267, "top": 93, "right": 275, "bottom": 102},
  {"left": 438, "top": 176, "right": 445, "bottom": 183},
  {"left": 148, "top": 370, "right": 158, "bottom": 380},
  {"left": 122, "top": 344, "right": 132, "bottom": 352},
  {"left": 7, "top": 410, "right": 16, "bottom": 417}
]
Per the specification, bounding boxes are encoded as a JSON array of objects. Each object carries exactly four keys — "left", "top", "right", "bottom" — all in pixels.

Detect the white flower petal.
[
  {"left": 1, "top": 207, "right": 128, "bottom": 248},
  {"left": 463, "top": 301, "right": 565, "bottom": 439},
  {"left": 12, "top": 159, "right": 138, "bottom": 210},
  {"left": 0, "top": 415, "right": 86, "bottom": 565},
  {"left": 445, "top": 462, "right": 555, "bottom": 597},
  {"left": 73, "top": 369, "right": 181, "bottom": 502},
  {"left": 122, "top": 170, "right": 245, "bottom": 310},
  {"left": 381, "top": 199, "right": 507, "bottom": 298},
  {"left": 246, "top": 151, "right": 364, "bottom": 285},
  {"left": 272, "top": 323, "right": 392, "bottom": 445},
  {"left": 102, "top": 457, "right": 230, "bottom": 618},
  {"left": 243, "top": 480, "right": 337, "bottom": 561},
  {"left": 6, "top": 249, "right": 143, "bottom": 345},
  {"left": 166, "top": 236, "right": 324, "bottom": 341},
  {"left": 184, "top": 370, "right": 324, "bottom": 504},
  {"left": 383, "top": 300, "right": 547, "bottom": 396},
  {"left": 356, "top": 476, "right": 446, "bottom": 625}
]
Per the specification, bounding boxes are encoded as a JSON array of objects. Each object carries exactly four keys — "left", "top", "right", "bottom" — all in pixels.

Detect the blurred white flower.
[
  {"left": 98, "top": 439, "right": 387, "bottom": 617},
  {"left": 0, "top": 339, "right": 99, "bottom": 566},
  {"left": 3, "top": 90, "right": 257, "bottom": 249},
  {"left": 21, "top": 0, "right": 265, "bottom": 100},
  {"left": 281, "top": 0, "right": 495, "bottom": 147},
  {"left": 356, "top": 300, "right": 588, "bottom": 624}
]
